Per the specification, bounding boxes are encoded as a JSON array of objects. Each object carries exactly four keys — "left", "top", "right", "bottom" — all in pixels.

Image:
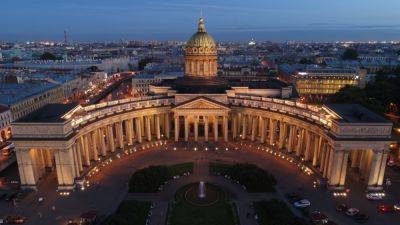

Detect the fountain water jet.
[{"left": 198, "top": 181, "right": 206, "bottom": 198}]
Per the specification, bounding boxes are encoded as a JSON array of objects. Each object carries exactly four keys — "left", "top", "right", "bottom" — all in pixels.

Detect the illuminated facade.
[{"left": 11, "top": 18, "right": 393, "bottom": 193}]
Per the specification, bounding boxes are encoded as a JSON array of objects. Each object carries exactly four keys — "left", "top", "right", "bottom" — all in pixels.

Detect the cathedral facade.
[{"left": 12, "top": 18, "right": 393, "bottom": 192}]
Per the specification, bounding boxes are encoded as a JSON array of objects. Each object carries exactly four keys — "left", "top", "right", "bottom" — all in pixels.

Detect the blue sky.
[{"left": 1, "top": 0, "right": 400, "bottom": 41}]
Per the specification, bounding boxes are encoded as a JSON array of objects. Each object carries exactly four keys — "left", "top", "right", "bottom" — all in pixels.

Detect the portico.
[{"left": 172, "top": 97, "right": 230, "bottom": 142}]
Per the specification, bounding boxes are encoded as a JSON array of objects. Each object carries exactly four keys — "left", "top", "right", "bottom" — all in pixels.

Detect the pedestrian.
[
  {"left": 38, "top": 212, "right": 42, "bottom": 218},
  {"left": 52, "top": 205, "right": 56, "bottom": 211}
]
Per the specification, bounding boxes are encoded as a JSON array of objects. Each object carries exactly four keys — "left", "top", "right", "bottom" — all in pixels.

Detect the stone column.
[
  {"left": 194, "top": 116, "right": 199, "bottom": 142},
  {"left": 91, "top": 131, "right": 99, "bottom": 161},
  {"left": 125, "top": 120, "right": 133, "bottom": 145},
  {"left": 251, "top": 116, "right": 258, "bottom": 141},
  {"left": 16, "top": 148, "right": 40, "bottom": 188},
  {"left": 71, "top": 145, "right": 80, "bottom": 177},
  {"left": 223, "top": 116, "right": 228, "bottom": 142},
  {"left": 319, "top": 142, "right": 326, "bottom": 173},
  {"left": 184, "top": 116, "right": 189, "bottom": 142},
  {"left": 165, "top": 113, "right": 170, "bottom": 139},
  {"left": 213, "top": 116, "right": 218, "bottom": 141},
  {"left": 287, "top": 125, "right": 295, "bottom": 152},
  {"left": 323, "top": 146, "right": 332, "bottom": 178},
  {"left": 326, "top": 147, "right": 335, "bottom": 179},
  {"left": 155, "top": 115, "right": 161, "bottom": 140},
  {"left": 242, "top": 115, "right": 247, "bottom": 140},
  {"left": 260, "top": 116, "right": 265, "bottom": 143},
  {"left": 135, "top": 117, "right": 142, "bottom": 143},
  {"left": 312, "top": 136, "right": 322, "bottom": 166},
  {"left": 295, "top": 128, "right": 303, "bottom": 156},
  {"left": 174, "top": 116, "right": 179, "bottom": 142},
  {"left": 278, "top": 122, "right": 286, "bottom": 149},
  {"left": 75, "top": 142, "right": 83, "bottom": 171},
  {"left": 116, "top": 122, "right": 124, "bottom": 148},
  {"left": 107, "top": 125, "right": 115, "bottom": 153},
  {"left": 339, "top": 152, "right": 349, "bottom": 186},
  {"left": 82, "top": 135, "right": 90, "bottom": 166},
  {"left": 304, "top": 131, "right": 312, "bottom": 161},
  {"left": 328, "top": 151, "right": 344, "bottom": 186},
  {"left": 205, "top": 116, "right": 209, "bottom": 142},
  {"left": 54, "top": 148, "right": 76, "bottom": 189},
  {"left": 350, "top": 150, "right": 359, "bottom": 168},
  {"left": 367, "top": 150, "right": 388, "bottom": 188},
  {"left": 98, "top": 128, "right": 107, "bottom": 156},
  {"left": 232, "top": 115, "right": 237, "bottom": 140},
  {"left": 269, "top": 119, "right": 276, "bottom": 146},
  {"left": 146, "top": 116, "right": 152, "bottom": 141}
]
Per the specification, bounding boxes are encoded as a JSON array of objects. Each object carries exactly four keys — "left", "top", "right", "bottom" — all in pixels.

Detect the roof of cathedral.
[{"left": 186, "top": 17, "right": 216, "bottom": 49}]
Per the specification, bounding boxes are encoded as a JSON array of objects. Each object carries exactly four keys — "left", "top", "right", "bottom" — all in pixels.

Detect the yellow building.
[{"left": 294, "top": 68, "right": 367, "bottom": 100}]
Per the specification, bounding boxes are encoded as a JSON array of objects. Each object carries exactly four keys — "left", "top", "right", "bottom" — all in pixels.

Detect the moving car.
[
  {"left": 394, "top": 203, "right": 400, "bottom": 211},
  {"left": 293, "top": 199, "right": 311, "bottom": 208},
  {"left": 336, "top": 203, "right": 349, "bottom": 212},
  {"left": 5, "top": 215, "right": 27, "bottom": 224},
  {"left": 310, "top": 211, "right": 328, "bottom": 224},
  {"left": 80, "top": 210, "right": 97, "bottom": 225},
  {"left": 378, "top": 205, "right": 394, "bottom": 213},
  {"left": 354, "top": 213, "right": 369, "bottom": 223},
  {"left": 346, "top": 208, "right": 359, "bottom": 217}
]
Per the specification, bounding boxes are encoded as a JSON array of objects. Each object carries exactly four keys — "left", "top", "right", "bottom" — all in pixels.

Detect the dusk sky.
[{"left": 2, "top": 0, "right": 400, "bottom": 41}]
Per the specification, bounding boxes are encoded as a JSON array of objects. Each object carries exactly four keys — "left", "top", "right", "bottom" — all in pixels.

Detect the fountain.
[{"left": 198, "top": 181, "right": 206, "bottom": 198}]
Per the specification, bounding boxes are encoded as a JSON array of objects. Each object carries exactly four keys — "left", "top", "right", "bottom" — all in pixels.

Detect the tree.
[
  {"left": 342, "top": 48, "right": 359, "bottom": 60},
  {"left": 39, "top": 52, "right": 62, "bottom": 60},
  {"left": 328, "top": 85, "right": 385, "bottom": 114},
  {"left": 299, "top": 58, "right": 312, "bottom": 64},
  {"left": 138, "top": 57, "right": 154, "bottom": 71}
]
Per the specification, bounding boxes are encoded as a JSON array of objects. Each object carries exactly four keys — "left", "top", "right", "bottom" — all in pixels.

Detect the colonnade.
[
  {"left": 15, "top": 109, "right": 389, "bottom": 191},
  {"left": 174, "top": 114, "right": 228, "bottom": 142},
  {"left": 16, "top": 112, "right": 171, "bottom": 190}
]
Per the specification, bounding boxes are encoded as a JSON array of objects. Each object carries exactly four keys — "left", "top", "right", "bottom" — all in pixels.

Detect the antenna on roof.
[{"left": 200, "top": 8, "right": 203, "bottom": 18}]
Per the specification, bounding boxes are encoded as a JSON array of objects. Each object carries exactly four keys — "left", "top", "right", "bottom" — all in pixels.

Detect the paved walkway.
[
  {"left": 1, "top": 142, "right": 400, "bottom": 225},
  {"left": 126, "top": 157, "right": 284, "bottom": 225}
]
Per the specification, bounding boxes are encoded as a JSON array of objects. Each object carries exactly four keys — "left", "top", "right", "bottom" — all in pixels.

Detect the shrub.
[{"left": 210, "top": 163, "right": 276, "bottom": 192}]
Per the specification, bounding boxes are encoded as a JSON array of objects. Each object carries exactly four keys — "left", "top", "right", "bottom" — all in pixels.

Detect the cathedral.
[{"left": 11, "top": 17, "right": 393, "bottom": 193}]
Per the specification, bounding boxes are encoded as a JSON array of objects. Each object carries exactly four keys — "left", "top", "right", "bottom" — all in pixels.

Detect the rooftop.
[
  {"left": 325, "top": 104, "right": 391, "bottom": 124},
  {"left": 0, "top": 73, "right": 76, "bottom": 105},
  {"left": 16, "top": 103, "right": 77, "bottom": 123}
]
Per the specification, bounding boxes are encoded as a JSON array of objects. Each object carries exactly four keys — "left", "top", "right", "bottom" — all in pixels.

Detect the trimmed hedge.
[
  {"left": 102, "top": 200, "right": 151, "bottom": 225},
  {"left": 129, "top": 162, "right": 193, "bottom": 193},
  {"left": 210, "top": 163, "right": 276, "bottom": 192},
  {"left": 254, "top": 199, "right": 309, "bottom": 225}
]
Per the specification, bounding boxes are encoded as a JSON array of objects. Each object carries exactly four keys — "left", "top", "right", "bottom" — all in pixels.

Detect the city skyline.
[{"left": 2, "top": 0, "right": 400, "bottom": 41}]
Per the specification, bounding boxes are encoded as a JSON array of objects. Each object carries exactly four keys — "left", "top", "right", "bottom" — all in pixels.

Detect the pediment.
[{"left": 173, "top": 97, "right": 230, "bottom": 111}]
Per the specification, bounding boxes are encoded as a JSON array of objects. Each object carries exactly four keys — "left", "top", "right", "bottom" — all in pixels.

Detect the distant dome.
[{"left": 186, "top": 18, "right": 216, "bottom": 48}]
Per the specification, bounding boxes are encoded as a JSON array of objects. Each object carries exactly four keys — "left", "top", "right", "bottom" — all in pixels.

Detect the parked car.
[
  {"left": 294, "top": 199, "right": 311, "bottom": 208},
  {"left": 4, "top": 192, "right": 18, "bottom": 202},
  {"left": 0, "top": 193, "right": 6, "bottom": 200},
  {"left": 394, "top": 203, "right": 400, "bottom": 211},
  {"left": 354, "top": 213, "right": 369, "bottom": 223},
  {"left": 366, "top": 193, "right": 384, "bottom": 200},
  {"left": 80, "top": 210, "right": 97, "bottom": 225},
  {"left": 346, "top": 208, "right": 359, "bottom": 217},
  {"left": 378, "top": 205, "right": 394, "bottom": 213},
  {"left": 5, "top": 215, "right": 27, "bottom": 224},
  {"left": 336, "top": 203, "right": 349, "bottom": 212},
  {"left": 310, "top": 211, "right": 328, "bottom": 224}
]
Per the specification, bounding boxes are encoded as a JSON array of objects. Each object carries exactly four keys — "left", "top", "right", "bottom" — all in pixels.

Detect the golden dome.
[{"left": 186, "top": 18, "right": 216, "bottom": 48}]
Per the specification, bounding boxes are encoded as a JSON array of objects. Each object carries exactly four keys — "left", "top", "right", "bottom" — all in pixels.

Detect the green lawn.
[
  {"left": 101, "top": 200, "right": 151, "bottom": 225},
  {"left": 167, "top": 184, "right": 239, "bottom": 225},
  {"left": 210, "top": 163, "right": 276, "bottom": 192},
  {"left": 129, "top": 162, "right": 194, "bottom": 193},
  {"left": 254, "top": 199, "right": 309, "bottom": 225}
]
